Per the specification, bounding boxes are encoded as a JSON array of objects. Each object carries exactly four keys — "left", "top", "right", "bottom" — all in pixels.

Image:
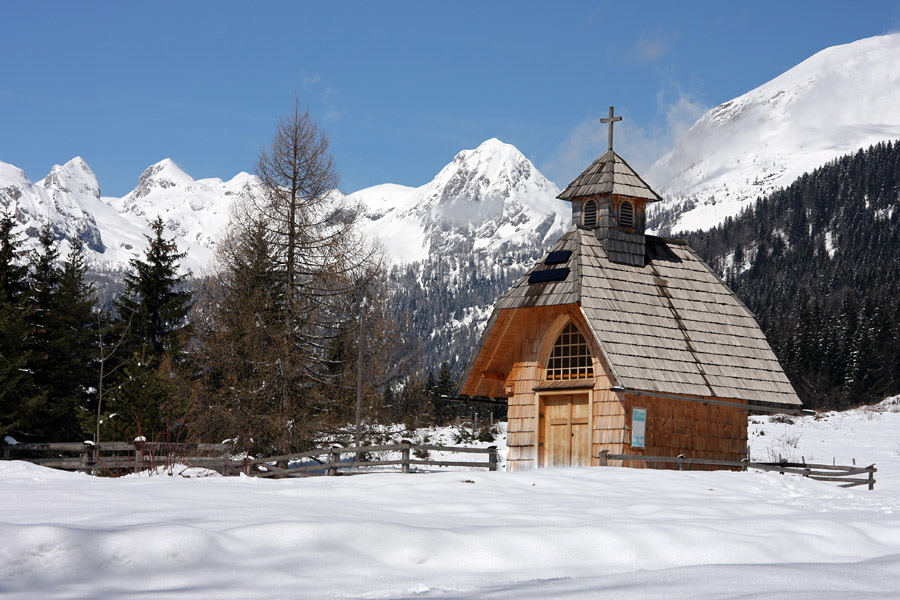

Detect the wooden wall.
[
  {"left": 590, "top": 386, "right": 626, "bottom": 467},
  {"left": 618, "top": 394, "right": 747, "bottom": 469}
]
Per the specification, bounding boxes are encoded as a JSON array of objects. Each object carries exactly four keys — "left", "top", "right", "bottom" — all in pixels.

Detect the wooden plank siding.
[{"left": 617, "top": 393, "right": 747, "bottom": 469}]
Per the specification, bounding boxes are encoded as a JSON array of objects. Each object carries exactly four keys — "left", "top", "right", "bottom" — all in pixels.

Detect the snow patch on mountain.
[{"left": 646, "top": 33, "right": 900, "bottom": 234}]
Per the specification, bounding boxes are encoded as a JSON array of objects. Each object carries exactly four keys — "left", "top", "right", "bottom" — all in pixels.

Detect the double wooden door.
[{"left": 539, "top": 394, "right": 590, "bottom": 467}]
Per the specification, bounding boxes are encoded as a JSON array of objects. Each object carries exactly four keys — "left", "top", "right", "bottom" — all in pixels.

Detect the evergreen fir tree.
[
  {"left": 23, "top": 224, "right": 64, "bottom": 438},
  {"left": 29, "top": 237, "right": 97, "bottom": 441},
  {"left": 116, "top": 217, "right": 193, "bottom": 360},
  {"left": 0, "top": 213, "right": 39, "bottom": 438},
  {"left": 0, "top": 212, "right": 29, "bottom": 302},
  {"left": 109, "top": 217, "right": 193, "bottom": 439}
]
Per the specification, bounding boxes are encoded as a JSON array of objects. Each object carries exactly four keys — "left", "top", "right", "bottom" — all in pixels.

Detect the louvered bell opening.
[
  {"left": 583, "top": 200, "right": 598, "bottom": 228},
  {"left": 619, "top": 201, "right": 634, "bottom": 229}
]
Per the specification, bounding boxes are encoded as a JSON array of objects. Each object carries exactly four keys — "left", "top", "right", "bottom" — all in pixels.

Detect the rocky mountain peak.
[
  {"left": 132, "top": 158, "right": 194, "bottom": 199},
  {"left": 38, "top": 157, "right": 101, "bottom": 199},
  {"left": 351, "top": 139, "right": 568, "bottom": 266}
]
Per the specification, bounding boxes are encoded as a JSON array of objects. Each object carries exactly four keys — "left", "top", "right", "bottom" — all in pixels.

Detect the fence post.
[
  {"left": 868, "top": 464, "right": 876, "bottom": 491},
  {"left": 81, "top": 442, "right": 95, "bottom": 472},
  {"left": 326, "top": 447, "right": 341, "bottom": 476},
  {"left": 597, "top": 449, "right": 608, "bottom": 466},
  {"left": 134, "top": 438, "right": 145, "bottom": 473},
  {"left": 221, "top": 443, "right": 231, "bottom": 476},
  {"left": 401, "top": 440, "right": 411, "bottom": 474},
  {"left": 488, "top": 446, "right": 497, "bottom": 471},
  {"left": 3, "top": 443, "right": 10, "bottom": 461},
  {"left": 677, "top": 454, "right": 685, "bottom": 471}
]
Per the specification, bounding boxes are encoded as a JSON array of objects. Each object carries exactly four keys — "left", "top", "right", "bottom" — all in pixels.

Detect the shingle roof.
[
  {"left": 557, "top": 150, "right": 663, "bottom": 202},
  {"left": 462, "top": 226, "right": 801, "bottom": 406}
]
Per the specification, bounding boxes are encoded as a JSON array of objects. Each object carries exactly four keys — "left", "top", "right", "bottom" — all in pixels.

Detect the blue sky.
[{"left": 3, "top": 1, "right": 900, "bottom": 197}]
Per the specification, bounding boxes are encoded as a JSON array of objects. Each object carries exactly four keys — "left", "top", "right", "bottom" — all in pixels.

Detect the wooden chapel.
[{"left": 458, "top": 108, "right": 802, "bottom": 471}]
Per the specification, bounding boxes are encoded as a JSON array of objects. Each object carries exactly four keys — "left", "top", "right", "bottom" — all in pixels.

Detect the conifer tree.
[
  {"left": 29, "top": 237, "right": 97, "bottom": 441},
  {"left": 0, "top": 213, "right": 37, "bottom": 437},
  {"left": 109, "top": 217, "right": 193, "bottom": 439},
  {"left": 23, "top": 224, "right": 64, "bottom": 438},
  {"left": 193, "top": 96, "right": 384, "bottom": 454},
  {"left": 116, "top": 217, "right": 193, "bottom": 360},
  {"left": 189, "top": 213, "right": 288, "bottom": 453}
]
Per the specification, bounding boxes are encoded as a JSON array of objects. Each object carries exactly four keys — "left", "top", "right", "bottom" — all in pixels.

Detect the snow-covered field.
[{"left": 3, "top": 399, "right": 900, "bottom": 599}]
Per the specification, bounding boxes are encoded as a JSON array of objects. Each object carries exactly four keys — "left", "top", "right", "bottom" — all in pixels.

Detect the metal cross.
[{"left": 601, "top": 106, "right": 622, "bottom": 151}]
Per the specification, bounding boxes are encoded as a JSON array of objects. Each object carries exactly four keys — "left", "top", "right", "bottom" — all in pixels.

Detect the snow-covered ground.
[{"left": 3, "top": 398, "right": 900, "bottom": 599}]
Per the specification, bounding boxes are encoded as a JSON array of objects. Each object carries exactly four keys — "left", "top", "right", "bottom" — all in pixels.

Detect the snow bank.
[{"left": 2, "top": 405, "right": 900, "bottom": 598}]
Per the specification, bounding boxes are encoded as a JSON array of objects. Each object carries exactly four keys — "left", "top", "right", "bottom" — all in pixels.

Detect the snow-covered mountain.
[
  {"left": 0, "top": 157, "right": 257, "bottom": 274},
  {"left": 351, "top": 138, "right": 569, "bottom": 266},
  {"left": 350, "top": 139, "right": 570, "bottom": 374},
  {"left": 105, "top": 159, "right": 259, "bottom": 271},
  {"left": 646, "top": 33, "right": 900, "bottom": 234},
  {"left": 0, "top": 138, "right": 566, "bottom": 279}
]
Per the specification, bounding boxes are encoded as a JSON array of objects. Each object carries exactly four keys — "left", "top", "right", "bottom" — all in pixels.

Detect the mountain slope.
[
  {"left": 0, "top": 141, "right": 570, "bottom": 374},
  {"left": 685, "top": 141, "right": 900, "bottom": 409},
  {"left": 107, "top": 159, "right": 258, "bottom": 268},
  {"left": 647, "top": 33, "right": 900, "bottom": 234}
]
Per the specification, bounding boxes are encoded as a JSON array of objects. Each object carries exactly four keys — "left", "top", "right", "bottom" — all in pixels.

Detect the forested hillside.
[
  {"left": 687, "top": 141, "right": 900, "bottom": 410},
  {"left": 386, "top": 244, "right": 541, "bottom": 376}
]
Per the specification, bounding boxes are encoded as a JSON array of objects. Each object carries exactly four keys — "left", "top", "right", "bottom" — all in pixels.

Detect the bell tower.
[{"left": 557, "top": 107, "right": 662, "bottom": 267}]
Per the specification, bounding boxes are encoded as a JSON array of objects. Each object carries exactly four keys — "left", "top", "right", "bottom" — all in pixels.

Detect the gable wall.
[{"left": 505, "top": 305, "right": 584, "bottom": 471}]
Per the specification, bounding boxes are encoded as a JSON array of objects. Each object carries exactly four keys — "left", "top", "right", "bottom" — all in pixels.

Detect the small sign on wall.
[{"left": 632, "top": 407, "right": 646, "bottom": 448}]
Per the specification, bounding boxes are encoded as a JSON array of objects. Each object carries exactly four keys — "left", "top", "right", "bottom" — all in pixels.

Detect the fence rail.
[
  {"left": 598, "top": 451, "right": 876, "bottom": 490},
  {"left": 2, "top": 440, "right": 499, "bottom": 478},
  {"left": 2, "top": 440, "right": 236, "bottom": 475},
  {"left": 246, "top": 441, "right": 498, "bottom": 478}
]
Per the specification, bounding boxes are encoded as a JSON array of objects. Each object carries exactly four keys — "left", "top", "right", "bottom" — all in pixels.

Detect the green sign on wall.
[{"left": 632, "top": 407, "right": 646, "bottom": 448}]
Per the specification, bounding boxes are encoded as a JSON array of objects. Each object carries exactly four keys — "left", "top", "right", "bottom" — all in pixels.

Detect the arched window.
[
  {"left": 546, "top": 323, "right": 594, "bottom": 380},
  {"left": 583, "top": 200, "right": 598, "bottom": 228},
  {"left": 619, "top": 201, "right": 635, "bottom": 229}
]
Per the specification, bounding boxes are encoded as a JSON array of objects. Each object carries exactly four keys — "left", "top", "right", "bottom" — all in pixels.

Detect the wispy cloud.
[
  {"left": 320, "top": 87, "right": 344, "bottom": 122},
  {"left": 540, "top": 90, "right": 708, "bottom": 187},
  {"left": 626, "top": 31, "right": 674, "bottom": 64},
  {"left": 300, "top": 74, "right": 321, "bottom": 89}
]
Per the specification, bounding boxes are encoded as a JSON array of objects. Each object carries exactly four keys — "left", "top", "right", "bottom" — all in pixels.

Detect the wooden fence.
[
  {"left": 1, "top": 440, "right": 498, "bottom": 478},
  {"left": 598, "top": 451, "right": 876, "bottom": 490},
  {"left": 2, "top": 440, "right": 236, "bottom": 475},
  {"left": 245, "top": 441, "right": 498, "bottom": 478}
]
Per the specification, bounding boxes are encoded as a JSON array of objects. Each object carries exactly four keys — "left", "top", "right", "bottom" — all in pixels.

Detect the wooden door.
[{"left": 539, "top": 394, "right": 590, "bottom": 468}]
